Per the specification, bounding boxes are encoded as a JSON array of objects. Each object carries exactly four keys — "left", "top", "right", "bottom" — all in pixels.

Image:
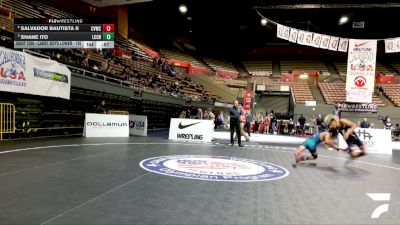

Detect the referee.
[{"left": 229, "top": 99, "right": 243, "bottom": 147}]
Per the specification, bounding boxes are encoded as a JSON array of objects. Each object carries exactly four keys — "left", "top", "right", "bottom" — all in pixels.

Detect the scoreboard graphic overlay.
[{"left": 14, "top": 18, "right": 114, "bottom": 49}]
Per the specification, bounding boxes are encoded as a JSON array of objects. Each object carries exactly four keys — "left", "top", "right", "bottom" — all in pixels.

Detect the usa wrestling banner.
[
  {"left": 346, "top": 39, "right": 377, "bottom": 103},
  {"left": 0, "top": 46, "right": 71, "bottom": 99}
]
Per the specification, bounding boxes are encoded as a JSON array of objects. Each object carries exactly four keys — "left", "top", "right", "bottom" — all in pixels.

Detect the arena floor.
[{"left": 0, "top": 134, "right": 399, "bottom": 225}]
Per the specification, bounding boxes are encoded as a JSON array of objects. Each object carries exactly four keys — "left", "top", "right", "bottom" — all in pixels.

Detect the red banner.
[
  {"left": 164, "top": 59, "right": 190, "bottom": 68},
  {"left": 376, "top": 73, "right": 398, "bottom": 84},
  {"left": 243, "top": 90, "right": 252, "bottom": 112},
  {"left": 188, "top": 65, "right": 209, "bottom": 74},
  {"left": 216, "top": 70, "right": 238, "bottom": 79}
]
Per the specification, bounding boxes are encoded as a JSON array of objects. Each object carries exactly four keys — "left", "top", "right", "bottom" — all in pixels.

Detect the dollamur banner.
[
  {"left": 0, "top": 46, "right": 71, "bottom": 99},
  {"left": 346, "top": 39, "right": 377, "bottom": 103}
]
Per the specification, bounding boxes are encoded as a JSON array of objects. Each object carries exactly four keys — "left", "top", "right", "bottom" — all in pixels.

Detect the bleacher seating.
[
  {"left": 318, "top": 82, "right": 384, "bottom": 106},
  {"left": 0, "top": 0, "right": 220, "bottom": 103},
  {"left": 160, "top": 48, "right": 206, "bottom": 67},
  {"left": 332, "top": 60, "right": 347, "bottom": 77},
  {"left": 115, "top": 34, "right": 152, "bottom": 61},
  {"left": 280, "top": 60, "right": 328, "bottom": 74},
  {"left": 381, "top": 84, "right": 400, "bottom": 106},
  {"left": 203, "top": 57, "right": 238, "bottom": 73},
  {"left": 242, "top": 61, "right": 272, "bottom": 76},
  {"left": 212, "top": 77, "right": 247, "bottom": 89},
  {"left": 31, "top": 0, "right": 77, "bottom": 18},
  {"left": 292, "top": 83, "right": 315, "bottom": 103},
  {"left": 0, "top": 14, "right": 14, "bottom": 32},
  {"left": 390, "top": 62, "right": 400, "bottom": 74},
  {"left": 1, "top": 0, "right": 44, "bottom": 18}
]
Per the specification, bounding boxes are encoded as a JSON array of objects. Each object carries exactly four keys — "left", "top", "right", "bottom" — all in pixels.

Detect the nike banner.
[
  {"left": 169, "top": 118, "right": 214, "bottom": 142},
  {"left": 346, "top": 39, "right": 377, "bottom": 103}
]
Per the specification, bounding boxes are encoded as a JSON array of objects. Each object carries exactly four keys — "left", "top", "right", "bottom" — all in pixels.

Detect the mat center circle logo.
[{"left": 140, "top": 155, "right": 289, "bottom": 182}]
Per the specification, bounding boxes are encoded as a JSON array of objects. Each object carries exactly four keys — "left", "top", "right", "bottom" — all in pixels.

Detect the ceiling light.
[
  {"left": 261, "top": 18, "right": 267, "bottom": 26},
  {"left": 339, "top": 16, "right": 349, "bottom": 25},
  {"left": 179, "top": 4, "right": 188, "bottom": 14}
]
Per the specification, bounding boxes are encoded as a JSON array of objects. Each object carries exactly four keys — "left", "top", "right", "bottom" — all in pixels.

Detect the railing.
[
  {"left": 109, "top": 110, "right": 129, "bottom": 115},
  {"left": 0, "top": 103, "right": 16, "bottom": 140},
  {"left": 66, "top": 65, "right": 140, "bottom": 88}
]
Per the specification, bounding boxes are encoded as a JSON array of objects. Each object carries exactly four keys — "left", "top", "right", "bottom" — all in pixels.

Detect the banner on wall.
[
  {"left": 277, "top": 24, "right": 290, "bottom": 40},
  {"left": 242, "top": 89, "right": 252, "bottom": 112},
  {"left": 169, "top": 118, "right": 214, "bottom": 142},
  {"left": 320, "top": 35, "right": 331, "bottom": 49},
  {"left": 288, "top": 28, "right": 298, "bottom": 43},
  {"left": 297, "top": 30, "right": 306, "bottom": 45},
  {"left": 346, "top": 39, "right": 377, "bottom": 103},
  {"left": 338, "top": 128, "right": 392, "bottom": 154},
  {"left": 129, "top": 115, "right": 148, "bottom": 136},
  {"left": 328, "top": 36, "right": 339, "bottom": 51},
  {"left": 0, "top": 47, "right": 71, "bottom": 99},
  {"left": 338, "top": 38, "right": 349, "bottom": 52},
  {"left": 311, "top": 33, "right": 322, "bottom": 48},
  {"left": 337, "top": 102, "right": 377, "bottom": 113}
]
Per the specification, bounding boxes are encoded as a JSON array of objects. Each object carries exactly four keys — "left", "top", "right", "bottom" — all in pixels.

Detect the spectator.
[
  {"left": 288, "top": 118, "right": 295, "bottom": 134},
  {"left": 270, "top": 113, "right": 276, "bottom": 134},
  {"left": 94, "top": 100, "right": 107, "bottom": 114},
  {"left": 196, "top": 108, "right": 203, "bottom": 120},
  {"left": 316, "top": 114, "right": 323, "bottom": 132},
  {"left": 216, "top": 111, "right": 225, "bottom": 128},
  {"left": 244, "top": 111, "right": 252, "bottom": 137},
  {"left": 333, "top": 102, "right": 341, "bottom": 119},
  {"left": 394, "top": 124, "right": 400, "bottom": 138},
  {"left": 384, "top": 117, "right": 394, "bottom": 131},
  {"left": 309, "top": 115, "right": 316, "bottom": 134},
  {"left": 186, "top": 109, "right": 191, "bottom": 119},
  {"left": 298, "top": 114, "right": 306, "bottom": 131},
  {"left": 360, "top": 118, "right": 370, "bottom": 128}
]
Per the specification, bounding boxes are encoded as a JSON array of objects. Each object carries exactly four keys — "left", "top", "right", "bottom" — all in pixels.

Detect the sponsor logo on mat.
[{"left": 140, "top": 155, "right": 289, "bottom": 182}]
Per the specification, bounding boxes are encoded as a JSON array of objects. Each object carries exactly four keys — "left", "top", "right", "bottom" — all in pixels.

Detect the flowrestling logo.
[{"left": 140, "top": 155, "right": 289, "bottom": 182}]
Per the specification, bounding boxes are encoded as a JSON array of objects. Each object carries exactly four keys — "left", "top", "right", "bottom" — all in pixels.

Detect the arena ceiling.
[{"left": 126, "top": 0, "right": 400, "bottom": 57}]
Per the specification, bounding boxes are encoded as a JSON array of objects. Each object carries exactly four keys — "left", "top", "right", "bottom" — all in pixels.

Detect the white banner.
[
  {"left": 169, "top": 118, "right": 214, "bottom": 142},
  {"left": 385, "top": 39, "right": 395, "bottom": 53},
  {"left": 277, "top": 24, "right": 290, "bottom": 40},
  {"left": 289, "top": 28, "right": 298, "bottom": 43},
  {"left": 129, "top": 115, "right": 148, "bottom": 136},
  {"left": 0, "top": 47, "right": 71, "bottom": 99},
  {"left": 84, "top": 113, "right": 129, "bottom": 137},
  {"left": 320, "top": 35, "right": 331, "bottom": 49},
  {"left": 297, "top": 30, "right": 306, "bottom": 45},
  {"left": 395, "top": 38, "right": 400, "bottom": 52},
  {"left": 311, "top": 33, "right": 322, "bottom": 48},
  {"left": 338, "top": 128, "right": 392, "bottom": 154},
  {"left": 346, "top": 39, "right": 377, "bottom": 103},
  {"left": 305, "top": 101, "right": 316, "bottom": 106},
  {"left": 338, "top": 38, "right": 349, "bottom": 52},
  {"left": 305, "top": 32, "right": 313, "bottom": 46},
  {"left": 328, "top": 36, "right": 339, "bottom": 51}
]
